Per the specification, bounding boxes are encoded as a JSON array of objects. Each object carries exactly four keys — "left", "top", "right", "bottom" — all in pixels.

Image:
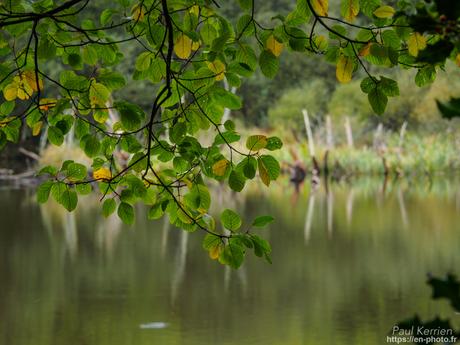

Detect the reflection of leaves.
[
  {"left": 428, "top": 274, "right": 460, "bottom": 312},
  {"left": 437, "top": 98, "right": 460, "bottom": 120},
  {"left": 396, "top": 316, "right": 459, "bottom": 344},
  {"left": 394, "top": 274, "right": 460, "bottom": 343},
  {"left": 417, "top": 41, "right": 454, "bottom": 65}
]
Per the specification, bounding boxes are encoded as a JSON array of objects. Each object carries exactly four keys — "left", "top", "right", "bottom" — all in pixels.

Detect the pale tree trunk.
[
  {"left": 221, "top": 78, "right": 237, "bottom": 124},
  {"left": 344, "top": 116, "right": 353, "bottom": 148}
]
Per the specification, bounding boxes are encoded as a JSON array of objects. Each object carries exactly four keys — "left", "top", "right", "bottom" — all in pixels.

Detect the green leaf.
[
  {"left": 211, "top": 88, "right": 242, "bottom": 110},
  {"left": 100, "top": 9, "right": 113, "bottom": 25},
  {"left": 228, "top": 170, "right": 246, "bottom": 192},
  {"left": 148, "top": 202, "right": 165, "bottom": 220},
  {"left": 59, "top": 189, "right": 78, "bottom": 212},
  {"left": 251, "top": 234, "right": 272, "bottom": 261},
  {"left": 246, "top": 135, "right": 267, "bottom": 151},
  {"left": 237, "top": 156, "right": 257, "bottom": 179},
  {"left": 47, "top": 126, "right": 64, "bottom": 146},
  {"left": 36, "top": 180, "right": 53, "bottom": 203},
  {"left": 76, "top": 183, "right": 92, "bottom": 195},
  {"left": 221, "top": 209, "right": 242, "bottom": 231},
  {"left": 82, "top": 135, "right": 101, "bottom": 158},
  {"left": 184, "top": 184, "right": 211, "bottom": 211},
  {"left": 258, "top": 155, "right": 280, "bottom": 186},
  {"left": 266, "top": 136, "right": 283, "bottom": 151},
  {"left": 219, "top": 242, "right": 244, "bottom": 269},
  {"left": 135, "top": 52, "right": 152, "bottom": 71},
  {"left": 89, "top": 82, "right": 110, "bottom": 106},
  {"left": 360, "top": 77, "right": 376, "bottom": 93},
  {"left": 102, "top": 198, "right": 116, "bottom": 217},
  {"left": 259, "top": 50, "right": 279, "bottom": 78},
  {"left": 116, "top": 101, "right": 145, "bottom": 131},
  {"left": 415, "top": 66, "right": 436, "bottom": 87},
  {"left": 252, "top": 215, "right": 275, "bottom": 227},
  {"left": 368, "top": 87, "right": 388, "bottom": 115},
  {"left": 118, "top": 202, "right": 135, "bottom": 225},
  {"left": 66, "top": 162, "right": 87, "bottom": 181},
  {"left": 202, "top": 233, "right": 221, "bottom": 250},
  {"left": 169, "top": 122, "right": 187, "bottom": 144},
  {"left": 379, "top": 76, "right": 399, "bottom": 97}
]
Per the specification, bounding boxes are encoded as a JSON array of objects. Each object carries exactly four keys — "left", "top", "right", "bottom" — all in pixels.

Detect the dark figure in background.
[{"left": 290, "top": 161, "right": 306, "bottom": 192}]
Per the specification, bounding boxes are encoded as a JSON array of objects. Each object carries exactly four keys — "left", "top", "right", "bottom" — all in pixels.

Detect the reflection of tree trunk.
[
  {"left": 346, "top": 189, "right": 354, "bottom": 226},
  {"left": 325, "top": 115, "right": 334, "bottom": 149},
  {"left": 397, "top": 188, "right": 408, "bottom": 228},
  {"left": 171, "top": 231, "right": 188, "bottom": 305},
  {"left": 96, "top": 215, "right": 122, "bottom": 260},
  {"left": 327, "top": 189, "right": 334, "bottom": 238},
  {"left": 161, "top": 216, "right": 170, "bottom": 258},
  {"left": 237, "top": 266, "right": 248, "bottom": 297},
  {"left": 304, "top": 192, "right": 316, "bottom": 245},
  {"left": 64, "top": 212, "right": 78, "bottom": 260}
]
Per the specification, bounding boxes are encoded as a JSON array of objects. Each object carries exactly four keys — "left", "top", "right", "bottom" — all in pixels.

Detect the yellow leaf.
[
  {"left": 359, "top": 42, "right": 371, "bottom": 57},
  {"left": 456, "top": 54, "right": 460, "bottom": 67},
  {"left": 191, "top": 40, "right": 200, "bottom": 51},
  {"left": 3, "top": 83, "right": 18, "bottom": 101},
  {"left": 343, "top": 0, "right": 360, "bottom": 22},
  {"left": 131, "top": 4, "right": 145, "bottom": 21},
  {"left": 17, "top": 83, "right": 33, "bottom": 100},
  {"left": 32, "top": 121, "right": 43, "bottom": 136},
  {"left": 314, "top": 35, "right": 328, "bottom": 51},
  {"left": 336, "top": 56, "right": 354, "bottom": 83},
  {"left": 212, "top": 159, "right": 229, "bottom": 176},
  {"left": 177, "top": 207, "right": 193, "bottom": 224},
  {"left": 311, "top": 0, "right": 328, "bottom": 16},
  {"left": 189, "top": 5, "right": 199, "bottom": 17},
  {"left": 206, "top": 60, "right": 226, "bottom": 81},
  {"left": 39, "top": 98, "right": 57, "bottom": 111},
  {"left": 174, "top": 34, "right": 192, "bottom": 60},
  {"left": 373, "top": 5, "right": 395, "bottom": 18},
  {"left": 266, "top": 35, "right": 284, "bottom": 57},
  {"left": 258, "top": 159, "right": 270, "bottom": 187},
  {"left": 22, "top": 70, "right": 43, "bottom": 92},
  {"left": 209, "top": 244, "right": 222, "bottom": 260},
  {"left": 93, "top": 167, "right": 112, "bottom": 181},
  {"left": 407, "top": 32, "right": 426, "bottom": 57}
]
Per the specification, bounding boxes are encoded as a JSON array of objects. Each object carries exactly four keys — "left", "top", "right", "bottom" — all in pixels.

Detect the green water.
[{"left": 1, "top": 178, "right": 460, "bottom": 345}]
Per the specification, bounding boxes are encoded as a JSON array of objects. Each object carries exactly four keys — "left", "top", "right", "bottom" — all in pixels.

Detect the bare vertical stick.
[
  {"left": 326, "top": 115, "right": 334, "bottom": 149},
  {"left": 302, "top": 109, "right": 316, "bottom": 156},
  {"left": 398, "top": 121, "right": 408, "bottom": 150},
  {"left": 373, "top": 123, "right": 383, "bottom": 149},
  {"left": 344, "top": 116, "right": 354, "bottom": 148}
]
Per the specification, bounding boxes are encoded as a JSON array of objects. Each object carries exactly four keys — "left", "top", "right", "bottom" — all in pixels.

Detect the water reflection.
[{"left": 1, "top": 177, "right": 460, "bottom": 345}]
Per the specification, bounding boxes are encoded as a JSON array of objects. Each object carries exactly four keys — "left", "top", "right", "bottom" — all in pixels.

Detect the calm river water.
[{"left": 1, "top": 177, "right": 460, "bottom": 345}]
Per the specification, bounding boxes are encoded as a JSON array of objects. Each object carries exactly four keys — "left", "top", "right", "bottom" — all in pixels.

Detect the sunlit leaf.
[
  {"left": 373, "top": 5, "right": 395, "bottom": 18},
  {"left": 341, "top": 0, "right": 359, "bottom": 21},
  {"left": 174, "top": 34, "right": 193, "bottom": 59},
  {"left": 312, "top": 0, "right": 328, "bottom": 16},
  {"left": 266, "top": 35, "right": 284, "bottom": 57},
  {"left": 212, "top": 159, "right": 230, "bottom": 176},
  {"left": 336, "top": 56, "right": 354, "bottom": 83}
]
